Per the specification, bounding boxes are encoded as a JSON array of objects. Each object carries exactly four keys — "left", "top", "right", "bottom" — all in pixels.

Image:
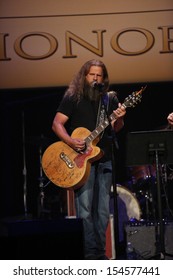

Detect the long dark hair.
[{"left": 64, "top": 59, "right": 109, "bottom": 102}]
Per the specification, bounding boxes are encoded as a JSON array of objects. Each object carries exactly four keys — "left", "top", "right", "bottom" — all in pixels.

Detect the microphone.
[{"left": 91, "top": 81, "right": 104, "bottom": 90}]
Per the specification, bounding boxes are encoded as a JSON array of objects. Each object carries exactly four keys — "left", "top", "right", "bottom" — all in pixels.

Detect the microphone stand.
[
  {"left": 99, "top": 88, "right": 120, "bottom": 259},
  {"left": 37, "top": 136, "right": 52, "bottom": 219},
  {"left": 22, "top": 111, "right": 29, "bottom": 219},
  {"left": 38, "top": 141, "right": 45, "bottom": 218}
]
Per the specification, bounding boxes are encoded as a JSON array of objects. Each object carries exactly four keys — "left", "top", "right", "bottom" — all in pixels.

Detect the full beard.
[{"left": 83, "top": 81, "right": 101, "bottom": 102}]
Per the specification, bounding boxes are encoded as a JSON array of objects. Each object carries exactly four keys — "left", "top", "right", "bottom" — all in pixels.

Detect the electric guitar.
[{"left": 42, "top": 86, "right": 146, "bottom": 189}]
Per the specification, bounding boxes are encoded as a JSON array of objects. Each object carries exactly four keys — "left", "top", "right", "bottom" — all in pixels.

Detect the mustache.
[
  {"left": 83, "top": 82, "right": 100, "bottom": 101},
  {"left": 91, "top": 81, "right": 104, "bottom": 90}
]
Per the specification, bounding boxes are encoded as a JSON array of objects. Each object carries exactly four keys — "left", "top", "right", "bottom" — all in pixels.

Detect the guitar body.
[{"left": 42, "top": 127, "right": 103, "bottom": 189}]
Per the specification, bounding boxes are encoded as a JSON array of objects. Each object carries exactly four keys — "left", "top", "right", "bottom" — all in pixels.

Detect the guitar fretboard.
[
  {"left": 84, "top": 86, "right": 146, "bottom": 145},
  {"left": 84, "top": 112, "right": 116, "bottom": 145}
]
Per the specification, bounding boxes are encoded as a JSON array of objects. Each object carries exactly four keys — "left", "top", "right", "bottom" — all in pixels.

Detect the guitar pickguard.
[{"left": 74, "top": 146, "right": 93, "bottom": 168}]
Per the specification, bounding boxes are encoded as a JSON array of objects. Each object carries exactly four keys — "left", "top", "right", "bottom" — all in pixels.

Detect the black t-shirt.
[{"left": 57, "top": 92, "right": 119, "bottom": 161}]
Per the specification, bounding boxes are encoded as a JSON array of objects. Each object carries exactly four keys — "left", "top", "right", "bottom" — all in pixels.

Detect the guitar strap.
[{"left": 96, "top": 91, "right": 116, "bottom": 139}]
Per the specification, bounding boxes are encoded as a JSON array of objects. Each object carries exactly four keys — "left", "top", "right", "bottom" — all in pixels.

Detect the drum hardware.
[
  {"left": 161, "top": 164, "right": 173, "bottom": 220},
  {"left": 27, "top": 133, "right": 54, "bottom": 218},
  {"left": 144, "top": 190, "right": 156, "bottom": 221},
  {"left": 37, "top": 137, "right": 51, "bottom": 218},
  {"left": 134, "top": 189, "right": 154, "bottom": 221},
  {"left": 168, "top": 172, "right": 173, "bottom": 181},
  {"left": 162, "top": 183, "right": 173, "bottom": 220},
  {"left": 21, "top": 108, "right": 54, "bottom": 219},
  {"left": 161, "top": 164, "right": 168, "bottom": 184},
  {"left": 128, "top": 165, "right": 156, "bottom": 187},
  {"left": 126, "top": 130, "right": 173, "bottom": 260},
  {"left": 27, "top": 133, "right": 52, "bottom": 218},
  {"left": 167, "top": 164, "right": 173, "bottom": 181},
  {"left": 127, "top": 164, "right": 157, "bottom": 220}
]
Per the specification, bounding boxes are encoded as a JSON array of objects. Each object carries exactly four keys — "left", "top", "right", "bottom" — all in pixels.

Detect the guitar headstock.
[{"left": 123, "top": 85, "right": 147, "bottom": 108}]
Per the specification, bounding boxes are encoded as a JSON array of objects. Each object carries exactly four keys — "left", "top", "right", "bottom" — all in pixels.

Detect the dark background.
[{"left": 1, "top": 81, "right": 173, "bottom": 220}]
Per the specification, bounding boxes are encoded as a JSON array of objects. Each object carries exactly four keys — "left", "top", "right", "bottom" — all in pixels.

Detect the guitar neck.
[
  {"left": 84, "top": 111, "right": 117, "bottom": 145},
  {"left": 84, "top": 86, "right": 146, "bottom": 145}
]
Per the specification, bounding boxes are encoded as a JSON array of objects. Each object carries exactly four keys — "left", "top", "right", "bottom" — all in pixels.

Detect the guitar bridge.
[{"left": 60, "top": 152, "right": 74, "bottom": 169}]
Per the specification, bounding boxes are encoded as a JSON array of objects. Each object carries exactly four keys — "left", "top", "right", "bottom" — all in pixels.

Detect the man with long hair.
[{"left": 52, "top": 59, "right": 126, "bottom": 259}]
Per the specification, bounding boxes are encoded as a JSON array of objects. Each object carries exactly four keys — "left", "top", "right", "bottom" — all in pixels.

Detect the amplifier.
[{"left": 125, "top": 221, "right": 173, "bottom": 259}]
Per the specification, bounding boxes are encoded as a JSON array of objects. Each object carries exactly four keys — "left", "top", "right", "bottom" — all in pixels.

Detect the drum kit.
[{"left": 117, "top": 164, "right": 173, "bottom": 222}]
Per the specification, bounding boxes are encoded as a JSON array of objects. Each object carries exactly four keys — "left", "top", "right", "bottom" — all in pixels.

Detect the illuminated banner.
[{"left": 0, "top": 0, "right": 173, "bottom": 89}]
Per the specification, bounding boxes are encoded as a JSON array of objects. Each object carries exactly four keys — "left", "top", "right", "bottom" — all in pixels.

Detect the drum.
[
  {"left": 116, "top": 184, "right": 141, "bottom": 221},
  {"left": 127, "top": 165, "right": 156, "bottom": 220},
  {"left": 129, "top": 165, "right": 156, "bottom": 186},
  {"left": 163, "top": 164, "right": 173, "bottom": 216}
]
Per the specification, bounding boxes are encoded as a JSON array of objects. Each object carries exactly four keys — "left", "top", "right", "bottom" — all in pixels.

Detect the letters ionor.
[{"left": 0, "top": 26, "right": 173, "bottom": 61}]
